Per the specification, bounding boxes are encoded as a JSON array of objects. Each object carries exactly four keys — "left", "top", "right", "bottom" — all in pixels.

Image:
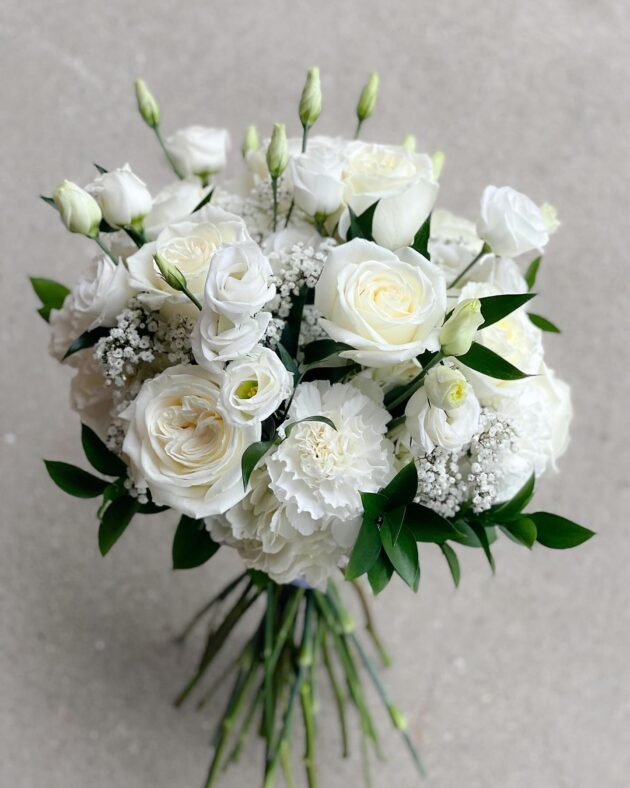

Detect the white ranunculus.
[
  {"left": 340, "top": 142, "right": 439, "bottom": 249},
  {"left": 315, "top": 238, "right": 447, "bottom": 366},
  {"left": 428, "top": 209, "right": 484, "bottom": 282},
  {"left": 203, "top": 241, "right": 275, "bottom": 322},
  {"left": 126, "top": 207, "right": 250, "bottom": 315},
  {"left": 192, "top": 310, "right": 271, "bottom": 369},
  {"left": 86, "top": 164, "right": 152, "bottom": 229},
  {"left": 405, "top": 367, "right": 481, "bottom": 453},
  {"left": 144, "top": 178, "right": 210, "bottom": 239},
  {"left": 121, "top": 364, "right": 259, "bottom": 518},
  {"left": 219, "top": 346, "right": 293, "bottom": 426},
  {"left": 267, "top": 380, "right": 395, "bottom": 521},
  {"left": 290, "top": 137, "right": 346, "bottom": 218},
  {"left": 477, "top": 185, "right": 549, "bottom": 258},
  {"left": 165, "top": 126, "right": 230, "bottom": 178},
  {"left": 49, "top": 256, "right": 136, "bottom": 364},
  {"left": 491, "top": 365, "right": 572, "bottom": 502},
  {"left": 70, "top": 352, "right": 114, "bottom": 441},
  {"left": 455, "top": 279, "right": 544, "bottom": 403}
]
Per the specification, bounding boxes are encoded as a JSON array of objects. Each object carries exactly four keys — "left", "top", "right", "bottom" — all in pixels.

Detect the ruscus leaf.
[
  {"left": 63, "top": 326, "right": 110, "bottom": 360},
  {"left": 525, "top": 256, "right": 541, "bottom": 290},
  {"left": 381, "top": 462, "right": 418, "bottom": 507},
  {"left": 529, "top": 512, "right": 595, "bottom": 549},
  {"left": 98, "top": 496, "right": 139, "bottom": 555},
  {"left": 439, "top": 543, "right": 461, "bottom": 587},
  {"left": 81, "top": 423, "right": 127, "bottom": 477},
  {"left": 241, "top": 440, "right": 275, "bottom": 489},
  {"left": 367, "top": 553, "right": 394, "bottom": 595},
  {"left": 478, "top": 293, "right": 536, "bottom": 329},
  {"left": 44, "top": 460, "right": 108, "bottom": 498},
  {"left": 457, "top": 342, "right": 531, "bottom": 380},
  {"left": 172, "top": 515, "right": 220, "bottom": 569},
  {"left": 528, "top": 313, "right": 561, "bottom": 333},
  {"left": 30, "top": 277, "right": 70, "bottom": 322},
  {"left": 346, "top": 515, "right": 382, "bottom": 580}
]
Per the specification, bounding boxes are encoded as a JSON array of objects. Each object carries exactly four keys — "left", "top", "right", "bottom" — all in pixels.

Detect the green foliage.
[
  {"left": 30, "top": 277, "right": 70, "bottom": 322},
  {"left": 367, "top": 553, "right": 394, "bottom": 594},
  {"left": 525, "top": 256, "right": 541, "bottom": 290},
  {"left": 439, "top": 543, "right": 461, "bottom": 587},
  {"left": 346, "top": 202, "right": 378, "bottom": 241},
  {"left": 478, "top": 292, "right": 536, "bottom": 329},
  {"left": 528, "top": 313, "right": 561, "bottom": 333},
  {"left": 345, "top": 511, "right": 383, "bottom": 581},
  {"left": 486, "top": 474, "right": 535, "bottom": 522},
  {"left": 275, "top": 342, "right": 300, "bottom": 382},
  {"left": 380, "top": 522, "right": 419, "bottom": 590},
  {"left": 302, "top": 339, "right": 352, "bottom": 365},
  {"left": 44, "top": 460, "right": 108, "bottom": 498},
  {"left": 279, "top": 285, "right": 308, "bottom": 357},
  {"left": 172, "top": 515, "right": 220, "bottom": 569},
  {"left": 500, "top": 517, "right": 537, "bottom": 549},
  {"left": 457, "top": 342, "right": 530, "bottom": 380},
  {"left": 241, "top": 440, "right": 276, "bottom": 489},
  {"left": 529, "top": 512, "right": 595, "bottom": 549},
  {"left": 405, "top": 503, "right": 463, "bottom": 542},
  {"left": 98, "top": 495, "right": 139, "bottom": 555},
  {"left": 62, "top": 327, "right": 110, "bottom": 360},
  {"left": 284, "top": 416, "right": 337, "bottom": 438},
  {"left": 81, "top": 424, "right": 127, "bottom": 477},
  {"left": 381, "top": 463, "right": 418, "bottom": 506},
  {"left": 411, "top": 214, "right": 431, "bottom": 258},
  {"left": 193, "top": 188, "right": 215, "bottom": 213}
]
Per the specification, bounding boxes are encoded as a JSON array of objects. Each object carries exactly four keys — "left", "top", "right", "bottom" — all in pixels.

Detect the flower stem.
[
  {"left": 271, "top": 177, "right": 279, "bottom": 232},
  {"left": 385, "top": 351, "right": 444, "bottom": 412},
  {"left": 354, "top": 118, "right": 363, "bottom": 140},
  {"left": 321, "top": 631, "right": 349, "bottom": 758},
  {"left": 448, "top": 243, "right": 491, "bottom": 290},
  {"left": 181, "top": 283, "right": 203, "bottom": 311},
  {"left": 174, "top": 572, "right": 248, "bottom": 643},
  {"left": 154, "top": 125, "right": 184, "bottom": 179},
  {"left": 93, "top": 235, "right": 118, "bottom": 265},
  {"left": 350, "top": 579, "right": 392, "bottom": 667},
  {"left": 263, "top": 584, "right": 277, "bottom": 765}
]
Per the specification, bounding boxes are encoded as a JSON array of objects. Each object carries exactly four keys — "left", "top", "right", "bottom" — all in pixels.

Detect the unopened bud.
[
  {"left": 424, "top": 366, "right": 469, "bottom": 411},
  {"left": 402, "top": 134, "right": 416, "bottom": 153},
  {"left": 266, "top": 123, "right": 289, "bottom": 179},
  {"left": 134, "top": 79, "right": 160, "bottom": 128},
  {"left": 154, "top": 254, "right": 187, "bottom": 291},
  {"left": 439, "top": 299, "right": 484, "bottom": 357},
  {"left": 241, "top": 125, "right": 260, "bottom": 159},
  {"left": 356, "top": 72, "right": 379, "bottom": 122},
  {"left": 432, "top": 150, "right": 446, "bottom": 179},
  {"left": 299, "top": 66, "right": 322, "bottom": 130},
  {"left": 388, "top": 704, "right": 408, "bottom": 731},
  {"left": 53, "top": 181, "right": 102, "bottom": 237}
]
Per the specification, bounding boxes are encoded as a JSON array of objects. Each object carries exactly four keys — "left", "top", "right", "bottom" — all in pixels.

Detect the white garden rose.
[
  {"left": 266, "top": 380, "right": 395, "bottom": 522},
  {"left": 203, "top": 241, "right": 275, "bottom": 322},
  {"left": 428, "top": 209, "right": 484, "bottom": 282},
  {"left": 490, "top": 365, "right": 572, "bottom": 502},
  {"left": 340, "top": 142, "right": 439, "bottom": 250},
  {"left": 218, "top": 345, "right": 293, "bottom": 426},
  {"left": 49, "top": 255, "right": 136, "bottom": 364},
  {"left": 477, "top": 185, "right": 549, "bottom": 258},
  {"left": 86, "top": 164, "right": 152, "bottom": 229},
  {"left": 126, "top": 207, "right": 250, "bottom": 315},
  {"left": 121, "top": 364, "right": 259, "bottom": 518},
  {"left": 290, "top": 137, "right": 346, "bottom": 218},
  {"left": 405, "top": 366, "right": 481, "bottom": 453},
  {"left": 315, "top": 238, "right": 447, "bottom": 366},
  {"left": 192, "top": 310, "right": 271, "bottom": 369},
  {"left": 70, "top": 352, "right": 114, "bottom": 441},
  {"left": 144, "top": 178, "right": 210, "bottom": 239},
  {"left": 165, "top": 126, "right": 230, "bottom": 178}
]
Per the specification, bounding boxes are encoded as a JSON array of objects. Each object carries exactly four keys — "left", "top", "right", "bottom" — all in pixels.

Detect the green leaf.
[
  {"left": 367, "top": 553, "right": 394, "bottom": 595},
  {"left": 525, "top": 256, "right": 541, "bottom": 290},
  {"left": 346, "top": 515, "right": 382, "bottom": 580},
  {"left": 384, "top": 506, "right": 406, "bottom": 545},
  {"left": 381, "top": 462, "right": 418, "bottom": 507},
  {"left": 241, "top": 440, "right": 275, "bottom": 489},
  {"left": 280, "top": 284, "right": 308, "bottom": 358},
  {"left": 192, "top": 188, "right": 214, "bottom": 213},
  {"left": 284, "top": 416, "right": 337, "bottom": 438},
  {"left": 451, "top": 520, "right": 498, "bottom": 549},
  {"left": 439, "top": 543, "right": 461, "bottom": 587},
  {"left": 30, "top": 277, "right": 70, "bottom": 322},
  {"left": 411, "top": 214, "right": 431, "bottom": 258},
  {"left": 40, "top": 195, "right": 56, "bottom": 209},
  {"left": 276, "top": 342, "right": 300, "bottom": 382},
  {"left": 468, "top": 521, "right": 495, "bottom": 572},
  {"left": 405, "top": 502, "right": 463, "bottom": 542},
  {"left": 97, "top": 478, "right": 128, "bottom": 518},
  {"left": 486, "top": 474, "right": 535, "bottom": 523},
  {"left": 81, "top": 424, "right": 127, "bottom": 477},
  {"left": 529, "top": 512, "right": 595, "bottom": 549},
  {"left": 528, "top": 313, "right": 561, "bottom": 333},
  {"left": 63, "top": 326, "right": 110, "bottom": 360},
  {"left": 98, "top": 496, "right": 139, "bottom": 555},
  {"left": 346, "top": 202, "right": 379, "bottom": 241},
  {"left": 302, "top": 339, "right": 353, "bottom": 365},
  {"left": 44, "top": 460, "right": 108, "bottom": 498},
  {"left": 500, "top": 517, "right": 537, "bottom": 549},
  {"left": 457, "top": 342, "right": 531, "bottom": 380},
  {"left": 137, "top": 501, "right": 169, "bottom": 515},
  {"left": 172, "top": 515, "right": 220, "bottom": 569},
  {"left": 360, "top": 491, "right": 389, "bottom": 520},
  {"left": 380, "top": 524, "right": 420, "bottom": 590},
  {"left": 93, "top": 162, "right": 108, "bottom": 174},
  {"left": 479, "top": 293, "right": 536, "bottom": 329}
]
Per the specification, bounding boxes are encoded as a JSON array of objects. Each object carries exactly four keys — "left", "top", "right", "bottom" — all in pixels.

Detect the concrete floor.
[{"left": 1, "top": 1, "right": 629, "bottom": 786}]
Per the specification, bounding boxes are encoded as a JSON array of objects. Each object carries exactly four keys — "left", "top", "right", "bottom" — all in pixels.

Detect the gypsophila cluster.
[
  {"left": 268, "top": 240, "right": 335, "bottom": 318},
  {"left": 466, "top": 408, "right": 516, "bottom": 513},
  {"left": 415, "top": 448, "right": 468, "bottom": 518}
]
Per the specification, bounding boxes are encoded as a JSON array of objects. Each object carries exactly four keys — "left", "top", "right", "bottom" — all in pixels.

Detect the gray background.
[{"left": 1, "top": 1, "right": 629, "bottom": 786}]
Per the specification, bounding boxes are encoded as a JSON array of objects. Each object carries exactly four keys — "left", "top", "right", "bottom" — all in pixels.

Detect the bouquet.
[{"left": 32, "top": 68, "right": 594, "bottom": 787}]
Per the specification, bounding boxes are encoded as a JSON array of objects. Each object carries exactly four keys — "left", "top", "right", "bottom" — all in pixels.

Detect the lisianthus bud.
[
  {"left": 424, "top": 365, "right": 469, "bottom": 411},
  {"left": 402, "top": 134, "right": 416, "bottom": 152},
  {"left": 154, "top": 253, "right": 187, "bottom": 291},
  {"left": 266, "top": 123, "right": 289, "bottom": 179},
  {"left": 432, "top": 150, "right": 446, "bottom": 179},
  {"left": 53, "top": 181, "right": 102, "bottom": 237},
  {"left": 299, "top": 66, "right": 322, "bottom": 130},
  {"left": 439, "top": 298, "right": 483, "bottom": 357},
  {"left": 241, "top": 125, "right": 260, "bottom": 159},
  {"left": 356, "top": 72, "right": 379, "bottom": 122},
  {"left": 134, "top": 79, "right": 160, "bottom": 128}
]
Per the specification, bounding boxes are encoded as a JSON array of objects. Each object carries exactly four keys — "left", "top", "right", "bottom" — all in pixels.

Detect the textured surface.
[{"left": 1, "top": 1, "right": 629, "bottom": 786}]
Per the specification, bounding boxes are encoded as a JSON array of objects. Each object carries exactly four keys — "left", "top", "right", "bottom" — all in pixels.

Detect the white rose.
[
  {"left": 144, "top": 178, "right": 210, "bottom": 239},
  {"left": 49, "top": 256, "right": 135, "bottom": 364},
  {"left": 219, "top": 346, "right": 293, "bottom": 426},
  {"left": 477, "top": 185, "right": 549, "bottom": 258},
  {"left": 70, "top": 352, "right": 114, "bottom": 441},
  {"left": 340, "top": 142, "right": 439, "bottom": 250},
  {"left": 192, "top": 310, "right": 271, "bottom": 369},
  {"left": 86, "top": 164, "right": 152, "bottom": 229},
  {"left": 203, "top": 241, "right": 275, "bottom": 322},
  {"left": 428, "top": 209, "right": 483, "bottom": 282},
  {"left": 405, "top": 366, "right": 481, "bottom": 453},
  {"left": 165, "top": 126, "right": 230, "bottom": 178},
  {"left": 126, "top": 206, "right": 250, "bottom": 315},
  {"left": 315, "top": 238, "right": 447, "bottom": 366},
  {"left": 121, "top": 364, "right": 259, "bottom": 518},
  {"left": 290, "top": 137, "right": 346, "bottom": 218}
]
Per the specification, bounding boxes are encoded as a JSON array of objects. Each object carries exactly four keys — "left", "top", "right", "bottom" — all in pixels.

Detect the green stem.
[
  {"left": 263, "top": 584, "right": 277, "bottom": 764},
  {"left": 271, "top": 177, "right": 279, "bottom": 232},
  {"left": 354, "top": 118, "right": 363, "bottom": 140},
  {"left": 93, "top": 235, "right": 118, "bottom": 264},
  {"left": 350, "top": 579, "right": 392, "bottom": 667},
  {"left": 282, "top": 126, "right": 308, "bottom": 229},
  {"left": 227, "top": 680, "right": 263, "bottom": 764},
  {"left": 280, "top": 740, "right": 296, "bottom": 788},
  {"left": 385, "top": 351, "right": 444, "bottom": 412},
  {"left": 300, "top": 623, "right": 318, "bottom": 788},
  {"left": 154, "top": 125, "right": 184, "bottom": 179},
  {"left": 321, "top": 632, "right": 349, "bottom": 758},
  {"left": 181, "top": 283, "right": 203, "bottom": 311},
  {"left": 267, "top": 588, "right": 305, "bottom": 675},
  {"left": 448, "top": 243, "right": 490, "bottom": 290},
  {"left": 174, "top": 572, "right": 247, "bottom": 643}
]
